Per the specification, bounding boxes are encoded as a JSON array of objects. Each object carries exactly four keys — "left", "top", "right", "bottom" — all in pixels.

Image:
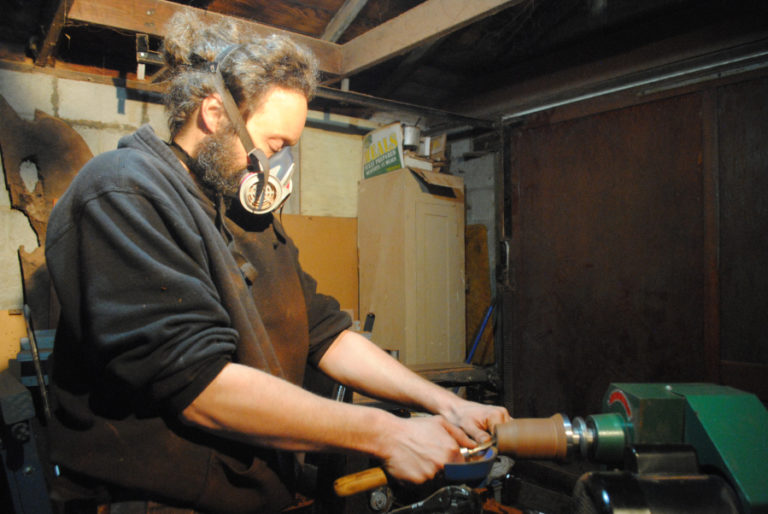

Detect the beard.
[{"left": 188, "top": 126, "right": 244, "bottom": 198}]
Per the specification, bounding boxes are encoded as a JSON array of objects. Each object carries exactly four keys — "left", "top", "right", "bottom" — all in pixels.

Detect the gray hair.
[{"left": 162, "top": 11, "right": 318, "bottom": 137}]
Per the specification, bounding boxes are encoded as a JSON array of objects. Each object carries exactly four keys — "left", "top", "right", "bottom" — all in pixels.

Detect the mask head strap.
[{"left": 207, "top": 45, "right": 271, "bottom": 199}]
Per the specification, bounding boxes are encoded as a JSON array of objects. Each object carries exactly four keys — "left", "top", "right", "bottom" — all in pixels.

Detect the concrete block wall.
[
  {"left": 0, "top": 69, "right": 170, "bottom": 159},
  {"left": 0, "top": 68, "right": 170, "bottom": 310}
]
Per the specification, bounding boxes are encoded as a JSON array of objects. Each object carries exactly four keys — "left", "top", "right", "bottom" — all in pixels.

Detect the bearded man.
[{"left": 44, "top": 11, "right": 509, "bottom": 514}]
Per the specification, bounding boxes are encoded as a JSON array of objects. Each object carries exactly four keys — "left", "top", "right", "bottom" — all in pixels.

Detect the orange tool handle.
[{"left": 333, "top": 466, "right": 388, "bottom": 497}]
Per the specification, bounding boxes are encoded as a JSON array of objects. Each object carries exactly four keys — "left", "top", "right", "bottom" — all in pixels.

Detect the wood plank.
[
  {"left": 465, "top": 224, "right": 494, "bottom": 365},
  {"left": 509, "top": 94, "right": 710, "bottom": 417},
  {"left": 321, "top": 0, "right": 369, "bottom": 42},
  {"left": 701, "top": 88, "right": 720, "bottom": 383},
  {"left": 298, "top": 126, "right": 361, "bottom": 217},
  {"left": 205, "top": 0, "right": 335, "bottom": 37},
  {"left": 0, "top": 310, "right": 28, "bottom": 372},
  {"left": 358, "top": 169, "right": 466, "bottom": 366},
  {"left": 280, "top": 215, "right": 358, "bottom": 319},
  {"left": 35, "top": 0, "right": 71, "bottom": 67},
  {"left": 0, "top": 55, "right": 165, "bottom": 96},
  {"left": 717, "top": 77, "right": 768, "bottom": 371},
  {"left": 67, "top": 0, "right": 342, "bottom": 75},
  {"left": 341, "top": 0, "right": 522, "bottom": 76}
]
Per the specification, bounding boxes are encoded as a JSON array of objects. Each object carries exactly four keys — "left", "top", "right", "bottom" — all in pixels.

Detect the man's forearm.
[
  {"left": 181, "top": 361, "right": 397, "bottom": 455},
  {"left": 180, "top": 360, "right": 473, "bottom": 485},
  {"left": 318, "top": 330, "right": 464, "bottom": 417},
  {"left": 181, "top": 332, "right": 508, "bottom": 485},
  {"left": 318, "top": 330, "right": 511, "bottom": 444}
]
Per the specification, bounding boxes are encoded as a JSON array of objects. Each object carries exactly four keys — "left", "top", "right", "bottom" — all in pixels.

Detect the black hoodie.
[{"left": 45, "top": 124, "right": 351, "bottom": 513}]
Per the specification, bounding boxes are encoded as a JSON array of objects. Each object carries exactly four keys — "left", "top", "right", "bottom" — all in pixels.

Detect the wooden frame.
[{"left": 43, "top": 0, "right": 521, "bottom": 80}]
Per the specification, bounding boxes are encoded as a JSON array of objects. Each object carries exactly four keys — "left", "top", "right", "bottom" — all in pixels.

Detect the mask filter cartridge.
[{"left": 238, "top": 146, "right": 295, "bottom": 214}]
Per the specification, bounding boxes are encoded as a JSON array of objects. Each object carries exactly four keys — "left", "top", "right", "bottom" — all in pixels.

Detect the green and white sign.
[{"left": 362, "top": 123, "right": 404, "bottom": 179}]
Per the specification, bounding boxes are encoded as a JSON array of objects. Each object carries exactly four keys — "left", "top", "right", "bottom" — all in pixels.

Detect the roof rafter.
[
  {"left": 340, "top": 0, "right": 525, "bottom": 77},
  {"left": 321, "top": 0, "right": 369, "bottom": 42},
  {"left": 66, "top": 0, "right": 343, "bottom": 75},
  {"left": 35, "top": 0, "right": 72, "bottom": 66},
  {"left": 45, "top": 0, "right": 522, "bottom": 93}
]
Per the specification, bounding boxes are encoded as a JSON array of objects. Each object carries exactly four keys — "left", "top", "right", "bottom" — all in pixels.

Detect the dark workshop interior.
[{"left": 1, "top": 0, "right": 767, "bottom": 513}]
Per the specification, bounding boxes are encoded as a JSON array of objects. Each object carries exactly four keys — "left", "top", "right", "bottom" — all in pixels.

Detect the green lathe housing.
[{"left": 586, "top": 383, "right": 768, "bottom": 514}]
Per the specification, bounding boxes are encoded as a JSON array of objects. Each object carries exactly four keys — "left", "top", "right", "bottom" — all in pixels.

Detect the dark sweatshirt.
[{"left": 44, "top": 124, "right": 351, "bottom": 513}]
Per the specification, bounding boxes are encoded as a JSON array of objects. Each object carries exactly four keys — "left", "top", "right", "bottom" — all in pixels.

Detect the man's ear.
[{"left": 199, "top": 94, "right": 225, "bottom": 133}]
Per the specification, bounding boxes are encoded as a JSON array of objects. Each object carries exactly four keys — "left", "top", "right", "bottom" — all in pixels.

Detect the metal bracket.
[{"left": 135, "top": 33, "right": 163, "bottom": 80}]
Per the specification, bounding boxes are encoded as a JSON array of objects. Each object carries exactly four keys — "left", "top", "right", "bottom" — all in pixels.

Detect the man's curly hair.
[{"left": 162, "top": 11, "right": 318, "bottom": 137}]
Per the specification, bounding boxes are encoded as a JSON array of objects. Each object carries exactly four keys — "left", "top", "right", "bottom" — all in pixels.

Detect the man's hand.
[
  {"left": 380, "top": 414, "right": 472, "bottom": 484},
  {"left": 318, "top": 331, "right": 512, "bottom": 481},
  {"left": 441, "top": 398, "right": 512, "bottom": 445}
]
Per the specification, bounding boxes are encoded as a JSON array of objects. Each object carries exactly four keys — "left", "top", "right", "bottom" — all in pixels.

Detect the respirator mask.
[
  {"left": 207, "top": 45, "right": 295, "bottom": 215},
  {"left": 237, "top": 146, "right": 295, "bottom": 215}
]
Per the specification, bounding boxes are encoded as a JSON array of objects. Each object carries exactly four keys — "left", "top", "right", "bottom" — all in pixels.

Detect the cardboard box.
[{"left": 430, "top": 133, "right": 447, "bottom": 160}]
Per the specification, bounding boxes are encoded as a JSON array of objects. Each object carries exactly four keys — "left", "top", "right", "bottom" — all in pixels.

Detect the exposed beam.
[
  {"left": 66, "top": 0, "right": 343, "bottom": 75},
  {"left": 340, "top": 0, "right": 523, "bottom": 77},
  {"left": 321, "top": 0, "right": 369, "bottom": 42},
  {"left": 0, "top": 54, "right": 165, "bottom": 97},
  {"left": 60, "top": 0, "right": 522, "bottom": 82},
  {"left": 316, "top": 85, "right": 494, "bottom": 129},
  {"left": 35, "top": 0, "right": 72, "bottom": 66}
]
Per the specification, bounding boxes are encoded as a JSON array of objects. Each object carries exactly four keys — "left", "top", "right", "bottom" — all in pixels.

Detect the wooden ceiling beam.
[
  {"left": 321, "top": 0, "right": 369, "bottom": 42},
  {"left": 66, "top": 0, "right": 343, "bottom": 75},
  {"left": 340, "top": 0, "right": 524, "bottom": 77},
  {"left": 57, "top": 0, "right": 523, "bottom": 91},
  {"left": 35, "top": 0, "right": 72, "bottom": 67}
]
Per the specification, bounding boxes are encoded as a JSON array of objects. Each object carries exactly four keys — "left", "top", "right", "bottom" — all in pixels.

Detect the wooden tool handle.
[{"left": 334, "top": 467, "right": 388, "bottom": 497}]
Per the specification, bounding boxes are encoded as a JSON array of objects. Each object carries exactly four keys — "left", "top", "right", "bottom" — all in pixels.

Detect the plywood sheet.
[
  {"left": 358, "top": 169, "right": 465, "bottom": 365},
  {"left": 509, "top": 93, "right": 708, "bottom": 417},
  {"left": 299, "top": 127, "right": 362, "bottom": 217},
  {"left": 413, "top": 200, "right": 465, "bottom": 364},
  {"left": 0, "top": 309, "right": 27, "bottom": 371},
  {"left": 465, "top": 224, "right": 493, "bottom": 365},
  {"left": 280, "top": 214, "right": 358, "bottom": 319},
  {"left": 357, "top": 172, "right": 407, "bottom": 355},
  {"left": 717, "top": 77, "right": 768, "bottom": 366}
]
